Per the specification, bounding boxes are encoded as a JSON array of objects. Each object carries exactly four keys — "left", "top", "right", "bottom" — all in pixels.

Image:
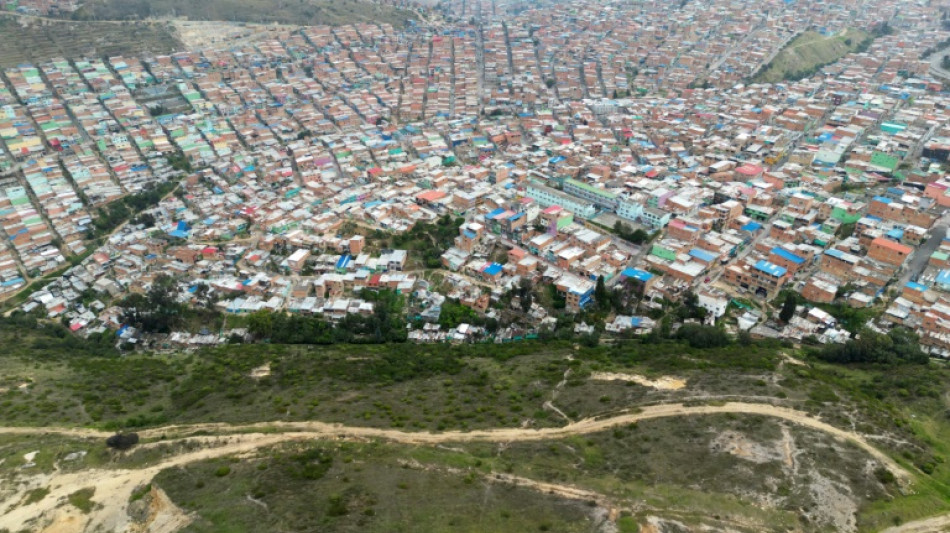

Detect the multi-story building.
[
  {"left": 526, "top": 181, "right": 597, "bottom": 219},
  {"left": 723, "top": 259, "right": 790, "bottom": 296},
  {"left": 563, "top": 178, "right": 619, "bottom": 211}
]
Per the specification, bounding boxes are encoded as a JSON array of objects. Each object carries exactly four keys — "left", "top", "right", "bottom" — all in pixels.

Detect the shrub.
[
  {"left": 105, "top": 432, "right": 139, "bottom": 450},
  {"left": 67, "top": 488, "right": 96, "bottom": 513},
  {"left": 874, "top": 467, "right": 896, "bottom": 485},
  {"left": 674, "top": 324, "right": 731, "bottom": 348}
]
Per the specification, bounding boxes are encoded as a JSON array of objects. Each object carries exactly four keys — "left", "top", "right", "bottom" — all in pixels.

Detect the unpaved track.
[
  {"left": 881, "top": 514, "right": 950, "bottom": 533},
  {"left": 0, "top": 401, "right": 915, "bottom": 531}
]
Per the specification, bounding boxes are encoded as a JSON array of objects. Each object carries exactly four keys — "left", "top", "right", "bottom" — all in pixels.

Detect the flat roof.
[
  {"left": 754, "top": 259, "right": 787, "bottom": 278},
  {"left": 770, "top": 247, "right": 805, "bottom": 265},
  {"left": 621, "top": 267, "right": 654, "bottom": 282}
]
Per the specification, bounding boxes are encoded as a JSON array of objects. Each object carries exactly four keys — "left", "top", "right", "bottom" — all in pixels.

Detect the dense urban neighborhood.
[
  {"left": 5, "top": 1, "right": 950, "bottom": 533},
  {"left": 0, "top": 0, "right": 948, "bottom": 356},
  {"left": 1, "top": 0, "right": 950, "bottom": 354}
]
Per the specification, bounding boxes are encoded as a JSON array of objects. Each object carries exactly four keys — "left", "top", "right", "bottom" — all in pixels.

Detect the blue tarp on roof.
[
  {"left": 771, "top": 247, "right": 805, "bottom": 265},
  {"left": 906, "top": 281, "right": 928, "bottom": 292},
  {"left": 937, "top": 270, "right": 950, "bottom": 286},
  {"left": 754, "top": 260, "right": 787, "bottom": 278},
  {"left": 463, "top": 230, "right": 477, "bottom": 239},
  {"left": 486, "top": 208, "right": 507, "bottom": 219},
  {"left": 483, "top": 263, "right": 503, "bottom": 276},
  {"left": 336, "top": 255, "right": 351, "bottom": 269},
  {"left": 740, "top": 221, "right": 762, "bottom": 232},
  {"left": 689, "top": 248, "right": 717, "bottom": 262},
  {"left": 873, "top": 195, "right": 892, "bottom": 204},
  {"left": 621, "top": 268, "right": 654, "bottom": 282},
  {"left": 886, "top": 228, "right": 904, "bottom": 241}
]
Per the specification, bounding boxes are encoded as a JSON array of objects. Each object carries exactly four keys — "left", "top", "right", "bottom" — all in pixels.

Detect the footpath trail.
[
  {"left": 0, "top": 401, "right": 918, "bottom": 532},
  {"left": 881, "top": 514, "right": 950, "bottom": 533}
]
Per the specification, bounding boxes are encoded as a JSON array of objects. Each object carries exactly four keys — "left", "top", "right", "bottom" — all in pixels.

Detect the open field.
[
  {"left": 1, "top": 319, "right": 950, "bottom": 531},
  {"left": 72, "top": 0, "right": 418, "bottom": 28},
  {"left": 0, "top": 14, "right": 181, "bottom": 68},
  {"left": 0, "top": 401, "right": 940, "bottom": 532},
  {"left": 753, "top": 28, "right": 870, "bottom": 83}
]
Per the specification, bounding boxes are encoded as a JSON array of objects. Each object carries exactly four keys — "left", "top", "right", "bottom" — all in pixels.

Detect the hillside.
[
  {"left": 0, "top": 15, "right": 181, "bottom": 68},
  {"left": 0, "top": 317, "right": 949, "bottom": 532},
  {"left": 754, "top": 28, "right": 870, "bottom": 83},
  {"left": 71, "top": 0, "right": 417, "bottom": 28},
  {"left": 0, "top": 0, "right": 416, "bottom": 68}
]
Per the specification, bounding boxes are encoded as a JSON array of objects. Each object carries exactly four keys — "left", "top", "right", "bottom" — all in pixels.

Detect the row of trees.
[
  {"left": 120, "top": 274, "right": 191, "bottom": 334},
  {"left": 247, "top": 289, "right": 409, "bottom": 344},
  {"left": 88, "top": 180, "right": 177, "bottom": 238},
  {"left": 388, "top": 214, "right": 462, "bottom": 269},
  {"left": 814, "top": 327, "right": 928, "bottom": 365}
]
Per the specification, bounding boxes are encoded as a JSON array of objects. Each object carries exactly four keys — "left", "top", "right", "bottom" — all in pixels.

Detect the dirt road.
[
  {"left": 881, "top": 514, "right": 950, "bottom": 533},
  {"left": 0, "top": 401, "right": 916, "bottom": 532}
]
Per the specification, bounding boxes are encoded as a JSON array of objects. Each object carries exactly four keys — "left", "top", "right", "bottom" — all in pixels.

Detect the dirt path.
[
  {"left": 2, "top": 402, "right": 911, "bottom": 476},
  {"left": 589, "top": 371, "right": 686, "bottom": 390},
  {"left": 0, "top": 401, "right": 915, "bottom": 531},
  {"left": 0, "top": 434, "right": 291, "bottom": 532},
  {"left": 880, "top": 514, "right": 950, "bottom": 533}
]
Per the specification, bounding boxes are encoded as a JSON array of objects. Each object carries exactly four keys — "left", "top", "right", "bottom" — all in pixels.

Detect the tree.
[
  {"left": 248, "top": 310, "right": 274, "bottom": 339},
  {"left": 121, "top": 275, "right": 186, "bottom": 334},
  {"left": 520, "top": 288, "right": 533, "bottom": 313},
  {"left": 595, "top": 275, "right": 608, "bottom": 310},
  {"left": 675, "top": 323, "right": 730, "bottom": 348},
  {"left": 837, "top": 223, "right": 855, "bottom": 239},
  {"left": 779, "top": 294, "right": 797, "bottom": 323},
  {"left": 815, "top": 327, "right": 927, "bottom": 365}
]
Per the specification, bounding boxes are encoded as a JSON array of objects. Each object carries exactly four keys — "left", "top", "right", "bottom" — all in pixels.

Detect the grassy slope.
[
  {"left": 0, "top": 0, "right": 415, "bottom": 68},
  {"left": 144, "top": 414, "right": 905, "bottom": 532},
  {"left": 72, "top": 0, "right": 416, "bottom": 28},
  {"left": 0, "top": 15, "right": 181, "bottom": 68},
  {"left": 153, "top": 440, "right": 594, "bottom": 533},
  {"left": 754, "top": 28, "right": 869, "bottom": 84}
]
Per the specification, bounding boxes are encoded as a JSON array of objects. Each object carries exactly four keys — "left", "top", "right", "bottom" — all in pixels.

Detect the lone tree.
[
  {"left": 595, "top": 275, "right": 609, "bottom": 310},
  {"left": 779, "top": 294, "right": 797, "bottom": 323},
  {"left": 518, "top": 278, "right": 533, "bottom": 313}
]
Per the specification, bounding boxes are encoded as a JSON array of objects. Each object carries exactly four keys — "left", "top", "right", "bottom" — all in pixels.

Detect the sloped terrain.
[
  {"left": 0, "top": 15, "right": 181, "bottom": 68},
  {"left": 71, "top": 0, "right": 417, "bottom": 28},
  {"left": 754, "top": 28, "right": 870, "bottom": 83}
]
